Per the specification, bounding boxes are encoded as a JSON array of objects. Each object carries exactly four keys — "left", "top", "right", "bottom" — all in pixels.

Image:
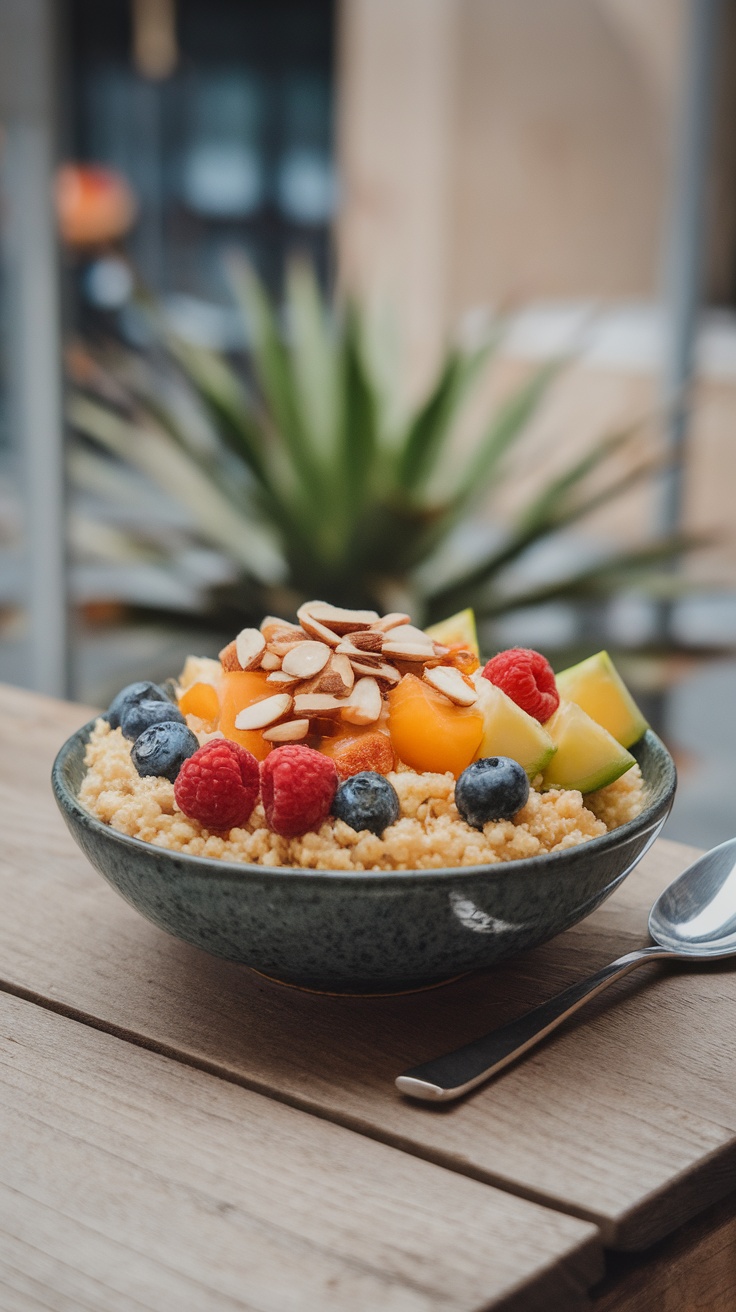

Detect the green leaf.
[
  {"left": 285, "top": 257, "right": 339, "bottom": 461},
  {"left": 396, "top": 340, "right": 495, "bottom": 492}
]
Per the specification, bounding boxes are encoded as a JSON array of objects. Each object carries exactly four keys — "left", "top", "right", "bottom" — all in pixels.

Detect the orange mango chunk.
[
  {"left": 388, "top": 673, "right": 483, "bottom": 777},
  {"left": 178, "top": 681, "right": 220, "bottom": 723},
  {"left": 218, "top": 670, "right": 272, "bottom": 760},
  {"left": 321, "top": 729, "right": 395, "bottom": 780}
]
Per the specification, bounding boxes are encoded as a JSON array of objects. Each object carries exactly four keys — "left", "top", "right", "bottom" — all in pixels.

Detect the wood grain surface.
[
  {"left": 1, "top": 685, "right": 735, "bottom": 1256},
  {"left": 0, "top": 990, "right": 601, "bottom": 1312}
]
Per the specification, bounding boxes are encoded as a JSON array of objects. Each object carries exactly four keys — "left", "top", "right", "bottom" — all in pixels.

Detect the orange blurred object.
[
  {"left": 179, "top": 682, "right": 220, "bottom": 724},
  {"left": 55, "top": 164, "right": 138, "bottom": 247},
  {"left": 388, "top": 674, "right": 483, "bottom": 777},
  {"left": 321, "top": 729, "right": 395, "bottom": 780},
  {"left": 218, "top": 671, "right": 272, "bottom": 760},
  {"left": 443, "top": 645, "right": 480, "bottom": 676}
]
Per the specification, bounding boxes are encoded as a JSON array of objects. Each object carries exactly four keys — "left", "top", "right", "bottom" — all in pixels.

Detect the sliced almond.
[
  {"left": 305, "top": 602, "right": 380, "bottom": 633},
  {"left": 382, "top": 641, "right": 435, "bottom": 662},
  {"left": 324, "top": 653, "right": 355, "bottom": 695},
  {"left": 263, "top": 718, "right": 309, "bottom": 742},
  {"left": 371, "top": 612, "right": 412, "bottom": 633},
  {"left": 341, "top": 676, "right": 382, "bottom": 726},
  {"left": 282, "top": 640, "right": 331, "bottom": 679},
  {"left": 267, "top": 634, "right": 308, "bottom": 656},
  {"left": 293, "top": 693, "right": 346, "bottom": 718},
  {"left": 235, "top": 628, "right": 266, "bottom": 671},
  {"left": 383, "top": 623, "right": 432, "bottom": 646},
  {"left": 260, "top": 617, "right": 303, "bottom": 641},
  {"left": 349, "top": 630, "right": 384, "bottom": 653},
  {"left": 266, "top": 670, "right": 300, "bottom": 685},
  {"left": 260, "top": 650, "right": 282, "bottom": 671},
  {"left": 297, "top": 603, "right": 342, "bottom": 647},
  {"left": 234, "top": 693, "right": 293, "bottom": 730},
  {"left": 349, "top": 658, "right": 400, "bottom": 684},
  {"left": 219, "top": 639, "right": 241, "bottom": 672},
  {"left": 424, "top": 666, "right": 478, "bottom": 706}
]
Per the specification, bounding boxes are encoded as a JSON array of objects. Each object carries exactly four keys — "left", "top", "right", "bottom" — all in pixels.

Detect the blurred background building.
[{"left": 0, "top": 0, "right": 734, "bottom": 845}]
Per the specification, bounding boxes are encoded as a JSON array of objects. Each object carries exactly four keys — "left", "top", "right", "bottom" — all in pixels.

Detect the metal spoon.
[{"left": 396, "top": 836, "right": 736, "bottom": 1103}]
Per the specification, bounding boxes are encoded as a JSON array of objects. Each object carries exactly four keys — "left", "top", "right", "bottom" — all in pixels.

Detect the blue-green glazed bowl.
[{"left": 53, "top": 721, "right": 676, "bottom": 993}]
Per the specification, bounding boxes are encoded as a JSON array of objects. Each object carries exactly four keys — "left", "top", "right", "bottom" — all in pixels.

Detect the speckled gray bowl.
[{"left": 53, "top": 722, "right": 676, "bottom": 993}]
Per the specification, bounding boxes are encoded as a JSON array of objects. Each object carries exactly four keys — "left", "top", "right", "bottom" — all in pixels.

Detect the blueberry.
[
  {"left": 332, "top": 771, "right": 400, "bottom": 837},
  {"left": 120, "top": 698, "right": 186, "bottom": 741},
  {"left": 131, "top": 721, "right": 199, "bottom": 782},
  {"left": 455, "top": 756, "right": 530, "bottom": 829},
  {"left": 107, "top": 681, "right": 171, "bottom": 730}
]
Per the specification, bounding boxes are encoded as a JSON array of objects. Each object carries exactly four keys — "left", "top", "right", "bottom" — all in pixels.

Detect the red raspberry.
[
  {"left": 481, "top": 647, "right": 559, "bottom": 722},
  {"left": 174, "top": 739, "right": 260, "bottom": 830},
  {"left": 260, "top": 744, "right": 338, "bottom": 837}
]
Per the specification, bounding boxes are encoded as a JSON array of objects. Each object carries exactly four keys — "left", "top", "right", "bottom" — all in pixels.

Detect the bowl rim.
[{"left": 53, "top": 718, "right": 676, "bottom": 888}]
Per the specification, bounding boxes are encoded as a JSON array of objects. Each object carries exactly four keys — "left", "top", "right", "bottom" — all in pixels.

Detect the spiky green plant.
[{"left": 67, "top": 259, "right": 694, "bottom": 644}]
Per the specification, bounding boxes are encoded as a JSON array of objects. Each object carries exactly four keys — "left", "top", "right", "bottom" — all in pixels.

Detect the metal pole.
[
  {"left": 0, "top": 0, "right": 69, "bottom": 696},
  {"left": 660, "top": 0, "right": 721, "bottom": 539}
]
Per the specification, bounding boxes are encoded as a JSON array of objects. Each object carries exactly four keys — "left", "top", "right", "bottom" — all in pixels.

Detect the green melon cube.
[
  {"left": 542, "top": 701, "right": 636, "bottom": 793},
  {"left": 473, "top": 676, "right": 557, "bottom": 778},
  {"left": 555, "top": 650, "right": 649, "bottom": 748}
]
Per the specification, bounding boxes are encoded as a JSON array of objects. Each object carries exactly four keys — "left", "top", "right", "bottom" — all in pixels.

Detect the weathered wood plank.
[
  {"left": 0, "top": 991, "right": 599, "bottom": 1312},
  {"left": 1, "top": 685, "right": 735, "bottom": 1252}
]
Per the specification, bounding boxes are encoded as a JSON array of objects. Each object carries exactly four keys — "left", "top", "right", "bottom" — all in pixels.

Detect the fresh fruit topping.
[
  {"left": 260, "top": 745, "right": 338, "bottom": 837},
  {"left": 234, "top": 692, "right": 294, "bottom": 730},
  {"left": 423, "top": 665, "right": 478, "bottom": 706},
  {"left": 388, "top": 673, "right": 483, "bottom": 778},
  {"left": 174, "top": 739, "right": 260, "bottom": 829},
  {"left": 554, "top": 650, "right": 649, "bottom": 748},
  {"left": 106, "top": 680, "right": 171, "bottom": 730},
  {"left": 178, "top": 681, "right": 220, "bottom": 723},
  {"left": 425, "top": 607, "right": 480, "bottom": 658},
  {"left": 472, "top": 676, "right": 557, "bottom": 777},
  {"left": 482, "top": 648, "right": 559, "bottom": 722},
  {"left": 455, "top": 756, "right": 530, "bottom": 828},
  {"left": 131, "top": 721, "right": 199, "bottom": 782},
  {"left": 542, "top": 702, "right": 635, "bottom": 793},
  {"left": 332, "top": 771, "right": 400, "bottom": 836},
  {"left": 322, "top": 729, "right": 395, "bottom": 780},
  {"left": 121, "top": 698, "right": 186, "bottom": 741},
  {"left": 218, "top": 670, "right": 273, "bottom": 759}
]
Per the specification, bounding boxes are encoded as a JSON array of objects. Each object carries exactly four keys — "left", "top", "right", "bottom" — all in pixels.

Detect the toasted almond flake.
[
  {"left": 424, "top": 665, "right": 479, "bottom": 706},
  {"left": 328, "top": 653, "right": 355, "bottom": 694},
  {"left": 297, "top": 603, "right": 342, "bottom": 646},
  {"left": 382, "top": 641, "right": 435, "bottom": 662},
  {"left": 234, "top": 693, "right": 293, "bottom": 730},
  {"left": 266, "top": 670, "right": 300, "bottom": 685},
  {"left": 260, "top": 650, "right": 282, "bottom": 671},
  {"left": 341, "top": 676, "right": 382, "bottom": 725},
  {"left": 306, "top": 602, "right": 380, "bottom": 633},
  {"left": 282, "top": 640, "right": 331, "bottom": 679},
  {"left": 384, "top": 623, "right": 432, "bottom": 646},
  {"left": 267, "top": 635, "right": 309, "bottom": 656},
  {"left": 371, "top": 612, "right": 412, "bottom": 632},
  {"left": 262, "top": 718, "right": 310, "bottom": 742},
  {"left": 293, "top": 693, "right": 346, "bottom": 717},
  {"left": 260, "top": 616, "right": 301, "bottom": 636},
  {"left": 219, "top": 639, "right": 241, "bottom": 672},
  {"left": 349, "top": 658, "right": 400, "bottom": 683},
  {"left": 349, "top": 630, "right": 384, "bottom": 652},
  {"left": 235, "top": 628, "right": 266, "bottom": 670}
]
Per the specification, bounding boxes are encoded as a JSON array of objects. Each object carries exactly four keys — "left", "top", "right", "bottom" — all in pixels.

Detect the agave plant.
[{"left": 67, "top": 259, "right": 693, "bottom": 648}]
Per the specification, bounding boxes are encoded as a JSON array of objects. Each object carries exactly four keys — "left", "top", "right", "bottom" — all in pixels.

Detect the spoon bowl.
[
  {"left": 649, "top": 837, "right": 736, "bottom": 957},
  {"left": 398, "top": 836, "right": 736, "bottom": 1101}
]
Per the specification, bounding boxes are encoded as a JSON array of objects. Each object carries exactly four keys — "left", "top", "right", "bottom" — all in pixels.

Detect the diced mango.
[
  {"left": 218, "top": 670, "right": 272, "bottom": 760},
  {"left": 555, "top": 651, "right": 649, "bottom": 748},
  {"left": 388, "top": 673, "right": 483, "bottom": 777},
  {"left": 179, "top": 681, "right": 220, "bottom": 723},
  {"left": 321, "top": 729, "right": 395, "bottom": 780}
]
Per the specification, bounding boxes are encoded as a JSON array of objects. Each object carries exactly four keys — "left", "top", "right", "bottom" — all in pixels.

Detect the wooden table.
[{"left": 1, "top": 684, "right": 735, "bottom": 1311}]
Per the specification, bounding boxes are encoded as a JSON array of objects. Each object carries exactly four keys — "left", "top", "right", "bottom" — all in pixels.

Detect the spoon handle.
[{"left": 396, "top": 944, "right": 675, "bottom": 1102}]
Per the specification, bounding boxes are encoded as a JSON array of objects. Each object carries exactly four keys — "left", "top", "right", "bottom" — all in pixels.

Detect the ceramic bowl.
[{"left": 53, "top": 722, "right": 676, "bottom": 993}]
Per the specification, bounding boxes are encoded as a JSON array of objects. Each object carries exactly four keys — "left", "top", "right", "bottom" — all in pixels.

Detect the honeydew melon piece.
[
  {"left": 542, "top": 701, "right": 635, "bottom": 793},
  {"left": 425, "top": 608, "right": 479, "bottom": 658},
  {"left": 473, "top": 674, "right": 557, "bottom": 778},
  {"left": 555, "top": 650, "right": 648, "bottom": 748}
]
